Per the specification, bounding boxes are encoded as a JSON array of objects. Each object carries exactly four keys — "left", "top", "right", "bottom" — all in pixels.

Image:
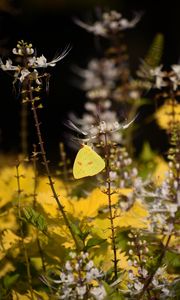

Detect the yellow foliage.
[
  {"left": 92, "top": 200, "right": 149, "bottom": 240},
  {"left": 12, "top": 290, "right": 49, "bottom": 300},
  {"left": 36, "top": 176, "right": 68, "bottom": 218},
  {"left": 116, "top": 200, "right": 149, "bottom": 228},
  {"left": 1, "top": 229, "right": 21, "bottom": 251},
  {"left": 0, "top": 165, "right": 34, "bottom": 208},
  {"left": 93, "top": 245, "right": 129, "bottom": 272},
  {"left": 61, "top": 188, "right": 119, "bottom": 220},
  {"left": 0, "top": 208, "right": 18, "bottom": 231},
  {"left": 12, "top": 291, "right": 31, "bottom": 300},
  {"left": 155, "top": 102, "right": 180, "bottom": 130},
  {"left": 153, "top": 156, "right": 169, "bottom": 185},
  {"left": 47, "top": 223, "right": 73, "bottom": 249},
  {"left": 0, "top": 261, "right": 15, "bottom": 278}
]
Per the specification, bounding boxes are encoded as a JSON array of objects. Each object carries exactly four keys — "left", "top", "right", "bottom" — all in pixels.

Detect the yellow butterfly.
[{"left": 73, "top": 145, "right": 105, "bottom": 179}]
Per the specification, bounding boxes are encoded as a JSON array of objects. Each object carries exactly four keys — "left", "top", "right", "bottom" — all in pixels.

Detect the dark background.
[{"left": 0, "top": 0, "right": 179, "bottom": 163}]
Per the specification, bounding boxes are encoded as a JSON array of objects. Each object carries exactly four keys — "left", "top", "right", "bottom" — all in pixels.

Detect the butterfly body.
[{"left": 73, "top": 145, "right": 105, "bottom": 179}]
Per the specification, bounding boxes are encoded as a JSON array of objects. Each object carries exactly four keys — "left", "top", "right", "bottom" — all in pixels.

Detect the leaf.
[
  {"left": 116, "top": 229, "right": 131, "bottom": 252},
  {"left": 22, "top": 207, "right": 47, "bottom": 232},
  {"left": 165, "top": 250, "right": 180, "bottom": 273},
  {"left": 137, "top": 33, "right": 164, "bottom": 79},
  {"left": 103, "top": 280, "right": 125, "bottom": 300},
  {"left": 140, "top": 142, "right": 156, "bottom": 161},
  {"left": 144, "top": 33, "right": 164, "bottom": 68},
  {"left": 37, "top": 104, "right": 43, "bottom": 109},
  {"left": 169, "top": 278, "right": 180, "bottom": 300},
  {"left": 85, "top": 237, "right": 106, "bottom": 250},
  {"left": 3, "top": 273, "right": 19, "bottom": 289}
]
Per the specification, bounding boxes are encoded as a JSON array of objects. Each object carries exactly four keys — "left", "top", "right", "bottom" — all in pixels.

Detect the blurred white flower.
[
  {"left": 76, "top": 285, "right": 87, "bottom": 298},
  {"left": 19, "top": 69, "right": 30, "bottom": 82},
  {"left": 75, "top": 10, "right": 141, "bottom": 37},
  {"left": 150, "top": 65, "right": 166, "bottom": 89},
  {"left": 0, "top": 59, "right": 19, "bottom": 71},
  {"left": 90, "top": 285, "right": 106, "bottom": 300}
]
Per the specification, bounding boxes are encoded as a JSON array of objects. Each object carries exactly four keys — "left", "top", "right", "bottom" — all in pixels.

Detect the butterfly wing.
[{"left": 73, "top": 145, "right": 105, "bottom": 179}]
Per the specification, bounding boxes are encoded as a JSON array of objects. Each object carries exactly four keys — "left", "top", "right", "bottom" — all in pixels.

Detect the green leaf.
[
  {"left": 70, "top": 221, "right": 82, "bottom": 236},
  {"left": 144, "top": 33, "right": 164, "bottom": 68},
  {"left": 116, "top": 229, "right": 131, "bottom": 252},
  {"left": 140, "top": 142, "right": 156, "bottom": 161},
  {"left": 37, "top": 103, "right": 43, "bottom": 109},
  {"left": 22, "top": 207, "right": 47, "bottom": 232},
  {"left": 169, "top": 278, "right": 180, "bottom": 300},
  {"left": 85, "top": 237, "right": 106, "bottom": 250},
  {"left": 165, "top": 250, "right": 180, "bottom": 273},
  {"left": 3, "top": 273, "right": 19, "bottom": 289},
  {"left": 102, "top": 281, "right": 125, "bottom": 300}
]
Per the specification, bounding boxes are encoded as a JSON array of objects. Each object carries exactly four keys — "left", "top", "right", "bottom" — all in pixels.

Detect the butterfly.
[{"left": 73, "top": 145, "right": 105, "bottom": 179}]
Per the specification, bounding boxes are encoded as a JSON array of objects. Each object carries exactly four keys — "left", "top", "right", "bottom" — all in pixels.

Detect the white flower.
[
  {"left": 90, "top": 285, "right": 106, "bottom": 300},
  {"left": 0, "top": 59, "right": 19, "bottom": 71},
  {"left": 152, "top": 277, "right": 159, "bottom": 287},
  {"left": 161, "top": 181, "right": 170, "bottom": 198},
  {"left": 60, "top": 287, "right": 72, "bottom": 299},
  {"left": 169, "top": 74, "right": 179, "bottom": 90},
  {"left": 12, "top": 47, "right": 22, "bottom": 55},
  {"left": 81, "top": 252, "right": 89, "bottom": 259},
  {"left": 59, "top": 272, "right": 66, "bottom": 282},
  {"left": 129, "top": 90, "right": 140, "bottom": 99},
  {"left": 162, "top": 287, "right": 170, "bottom": 296},
  {"left": 33, "top": 46, "right": 71, "bottom": 68},
  {"left": 128, "top": 259, "right": 133, "bottom": 266},
  {"left": 75, "top": 11, "right": 141, "bottom": 37},
  {"left": 85, "top": 260, "right": 94, "bottom": 271},
  {"left": 166, "top": 203, "right": 178, "bottom": 217},
  {"left": 65, "top": 261, "right": 73, "bottom": 271},
  {"left": 128, "top": 270, "right": 135, "bottom": 280},
  {"left": 28, "top": 56, "right": 37, "bottom": 67},
  {"left": 119, "top": 13, "right": 141, "bottom": 30},
  {"left": 85, "top": 102, "right": 97, "bottom": 112},
  {"left": 150, "top": 65, "right": 166, "bottom": 89},
  {"left": 141, "top": 268, "right": 148, "bottom": 278},
  {"left": 74, "top": 18, "right": 107, "bottom": 37},
  {"left": 99, "top": 121, "right": 107, "bottom": 132},
  {"left": 86, "top": 267, "right": 102, "bottom": 282},
  {"left": 132, "top": 168, "right": 138, "bottom": 176},
  {"left": 134, "top": 281, "right": 144, "bottom": 291},
  {"left": 75, "top": 263, "right": 80, "bottom": 271},
  {"left": 76, "top": 285, "right": 87, "bottom": 298},
  {"left": 171, "top": 64, "right": 180, "bottom": 79},
  {"left": 19, "top": 69, "right": 30, "bottom": 82},
  {"left": 109, "top": 171, "right": 117, "bottom": 181},
  {"left": 67, "top": 273, "right": 75, "bottom": 284}
]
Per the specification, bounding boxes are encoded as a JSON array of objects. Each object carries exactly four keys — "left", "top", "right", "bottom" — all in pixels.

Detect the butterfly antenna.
[
  {"left": 64, "top": 120, "right": 88, "bottom": 136},
  {"left": 122, "top": 113, "right": 139, "bottom": 129}
]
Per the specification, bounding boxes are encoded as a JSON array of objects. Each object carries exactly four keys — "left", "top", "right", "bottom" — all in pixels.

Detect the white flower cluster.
[
  {"left": 150, "top": 64, "right": 180, "bottom": 90},
  {"left": 127, "top": 232, "right": 171, "bottom": 298},
  {"left": 0, "top": 40, "right": 70, "bottom": 83},
  {"left": 128, "top": 265, "right": 170, "bottom": 297},
  {"left": 69, "top": 97, "right": 138, "bottom": 150},
  {"left": 75, "top": 10, "right": 141, "bottom": 37},
  {"left": 50, "top": 251, "right": 106, "bottom": 300},
  {"left": 77, "top": 58, "right": 121, "bottom": 92},
  {"left": 148, "top": 160, "right": 179, "bottom": 234},
  {"left": 75, "top": 57, "right": 141, "bottom": 103},
  {"left": 127, "top": 232, "right": 149, "bottom": 294}
]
